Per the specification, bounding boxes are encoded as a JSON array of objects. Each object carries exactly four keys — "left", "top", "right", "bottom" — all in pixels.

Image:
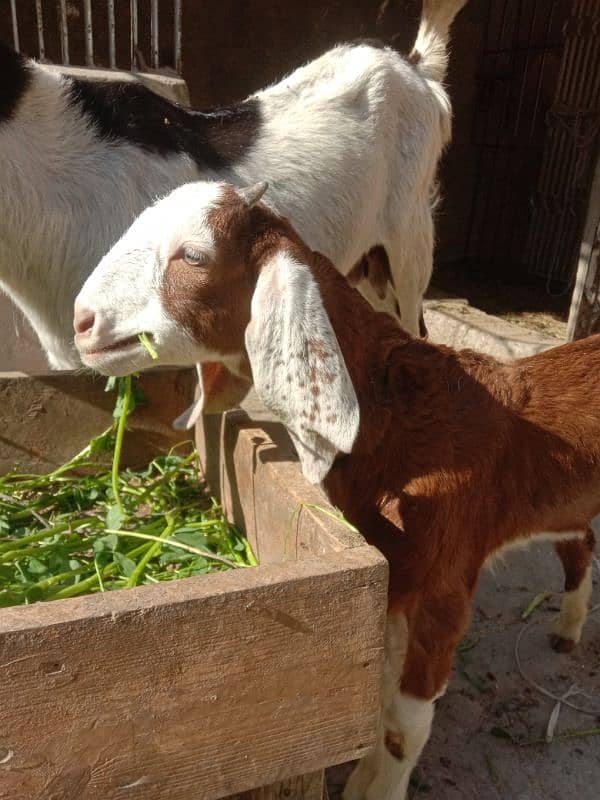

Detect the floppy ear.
[
  {"left": 245, "top": 251, "right": 360, "bottom": 484},
  {"left": 172, "top": 363, "right": 252, "bottom": 429}
]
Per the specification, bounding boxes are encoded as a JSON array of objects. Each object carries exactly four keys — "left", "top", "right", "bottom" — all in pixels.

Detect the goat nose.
[{"left": 73, "top": 304, "right": 96, "bottom": 336}]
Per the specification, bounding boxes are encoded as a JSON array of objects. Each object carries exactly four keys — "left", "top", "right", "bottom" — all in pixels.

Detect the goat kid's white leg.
[
  {"left": 553, "top": 565, "right": 593, "bottom": 649},
  {"left": 344, "top": 614, "right": 414, "bottom": 800},
  {"left": 361, "top": 693, "right": 434, "bottom": 800}
]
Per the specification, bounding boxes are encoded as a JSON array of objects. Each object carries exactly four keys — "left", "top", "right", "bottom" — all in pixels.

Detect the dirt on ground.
[{"left": 326, "top": 539, "right": 600, "bottom": 800}]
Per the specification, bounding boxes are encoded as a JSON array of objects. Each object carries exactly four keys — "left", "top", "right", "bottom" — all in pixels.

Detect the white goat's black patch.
[
  {"left": 67, "top": 78, "right": 261, "bottom": 170},
  {"left": 0, "top": 41, "right": 31, "bottom": 124}
]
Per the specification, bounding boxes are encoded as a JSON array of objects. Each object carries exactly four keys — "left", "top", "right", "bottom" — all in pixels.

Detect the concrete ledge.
[
  {"left": 42, "top": 63, "right": 190, "bottom": 105},
  {"left": 424, "top": 298, "right": 559, "bottom": 360}
]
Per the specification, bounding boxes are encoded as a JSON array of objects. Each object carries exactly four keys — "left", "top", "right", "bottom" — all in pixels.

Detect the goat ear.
[
  {"left": 239, "top": 181, "right": 268, "bottom": 208},
  {"left": 172, "top": 363, "right": 252, "bottom": 429},
  {"left": 245, "top": 252, "right": 360, "bottom": 483}
]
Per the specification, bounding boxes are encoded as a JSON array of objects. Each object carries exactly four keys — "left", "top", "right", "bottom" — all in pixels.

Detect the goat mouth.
[{"left": 80, "top": 333, "right": 152, "bottom": 358}]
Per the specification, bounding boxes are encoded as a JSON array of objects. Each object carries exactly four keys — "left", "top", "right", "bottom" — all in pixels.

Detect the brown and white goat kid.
[{"left": 75, "top": 182, "right": 597, "bottom": 799}]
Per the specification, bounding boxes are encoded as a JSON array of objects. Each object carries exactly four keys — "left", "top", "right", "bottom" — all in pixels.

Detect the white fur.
[
  {"left": 344, "top": 614, "right": 436, "bottom": 800},
  {"left": 554, "top": 565, "right": 593, "bottom": 645},
  {"left": 74, "top": 183, "right": 226, "bottom": 376},
  {"left": 2, "top": 0, "right": 458, "bottom": 368},
  {"left": 0, "top": 67, "right": 198, "bottom": 368},
  {"left": 76, "top": 187, "right": 360, "bottom": 478},
  {"left": 245, "top": 251, "right": 360, "bottom": 483}
]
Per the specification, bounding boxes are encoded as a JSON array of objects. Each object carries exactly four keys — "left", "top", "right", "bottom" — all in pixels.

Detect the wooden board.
[
  {"left": 197, "top": 408, "right": 366, "bottom": 565},
  {"left": 0, "top": 548, "right": 386, "bottom": 800},
  {"left": 0, "top": 368, "right": 195, "bottom": 473}
]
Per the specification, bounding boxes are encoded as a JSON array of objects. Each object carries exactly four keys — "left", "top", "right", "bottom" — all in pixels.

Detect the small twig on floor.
[
  {"left": 484, "top": 752, "right": 502, "bottom": 788},
  {"left": 521, "top": 591, "right": 553, "bottom": 620},
  {"left": 514, "top": 615, "right": 600, "bottom": 717},
  {"left": 490, "top": 725, "right": 600, "bottom": 747}
]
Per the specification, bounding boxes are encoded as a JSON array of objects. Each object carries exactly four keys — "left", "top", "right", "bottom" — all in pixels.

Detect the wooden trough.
[{"left": 0, "top": 375, "right": 388, "bottom": 799}]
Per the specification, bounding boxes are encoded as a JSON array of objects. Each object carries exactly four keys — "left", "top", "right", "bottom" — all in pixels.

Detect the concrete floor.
[{"left": 326, "top": 539, "right": 600, "bottom": 799}]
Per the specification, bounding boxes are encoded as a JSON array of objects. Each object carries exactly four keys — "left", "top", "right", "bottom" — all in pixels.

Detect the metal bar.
[
  {"left": 35, "top": 1, "right": 45, "bottom": 61},
  {"left": 151, "top": 0, "right": 159, "bottom": 69},
  {"left": 471, "top": 0, "right": 511, "bottom": 261},
  {"left": 58, "top": 0, "right": 70, "bottom": 65},
  {"left": 513, "top": 0, "right": 540, "bottom": 136},
  {"left": 488, "top": 0, "right": 524, "bottom": 266},
  {"left": 482, "top": 42, "right": 564, "bottom": 57},
  {"left": 464, "top": 0, "right": 493, "bottom": 259},
  {"left": 83, "top": 0, "right": 94, "bottom": 66},
  {"left": 108, "top": 0, "right": 117, "bottom": 68},
  {"left": 529, "top": 0, "right": 558, "bottom": 141},
  {"left": 567, "top": 150, "right": 600, "bottom": 338},
  {"left": 10, "top": 0, "right": 19, "bottom": 51},
  {"left": 131, "top": 0, "right": 139, "bottom": 70},
  {"left": 174, "top": 0, "right": 183, "bottom": 74}
]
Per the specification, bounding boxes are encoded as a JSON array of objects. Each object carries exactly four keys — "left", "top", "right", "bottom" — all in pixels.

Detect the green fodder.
[{"left": 0, "top": 376, "right": 257, "bottom": 607}]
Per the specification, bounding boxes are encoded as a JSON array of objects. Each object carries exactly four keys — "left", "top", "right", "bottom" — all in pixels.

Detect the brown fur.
[{"left": 162, "top": 192, "right": 597, "bottom": 703}]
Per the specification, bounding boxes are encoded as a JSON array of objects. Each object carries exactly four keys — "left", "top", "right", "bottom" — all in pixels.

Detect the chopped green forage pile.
[{"left": 0, "top": 376, "right": 257, "bottom": 608}]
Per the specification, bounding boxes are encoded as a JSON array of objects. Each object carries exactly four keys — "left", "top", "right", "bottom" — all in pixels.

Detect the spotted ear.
[
  {"left": 245, "top": 251, "right": 359, "bottom": 484},
  {"left": 172, "top": 363, "right": 252, "bottom": 429}
]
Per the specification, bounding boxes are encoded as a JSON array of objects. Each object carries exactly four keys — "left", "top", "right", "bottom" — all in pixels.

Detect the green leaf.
[
  {"left": 489, "top": 727, "right": 517, "bottom": 742},
  {"left": 93, "top": 533, "right": 119, "bottom": 554},
  {"left": 113, "top": 551, "right": 136, "bottom": 577},
  {"left": 27, "top": 556, "right": 48, "bottom": 575},
  {"left": 172, "top": 531, "right": 209, "bottom": 550},
  {"left": 105, "top": 505, "right": 125, "bottom": 530}
]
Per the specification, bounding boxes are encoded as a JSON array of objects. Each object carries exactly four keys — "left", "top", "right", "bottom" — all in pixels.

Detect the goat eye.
[{"left": 183, "top": 247, "right": 208, "bottom": 266}]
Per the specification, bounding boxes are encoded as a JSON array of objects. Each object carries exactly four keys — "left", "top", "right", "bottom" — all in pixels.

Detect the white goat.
[{"left": 0, "top": 0, "right": 466, "bottom": 386}]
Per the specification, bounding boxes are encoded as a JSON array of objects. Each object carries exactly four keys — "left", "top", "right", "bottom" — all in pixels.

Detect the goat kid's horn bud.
[{"left": 239, "top": 181, "right": 269, "bottom": 207}]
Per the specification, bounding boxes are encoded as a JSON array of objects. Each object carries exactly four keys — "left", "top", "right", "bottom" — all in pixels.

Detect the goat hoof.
[{"left": 549, "top": 633, "right": 576, "bottom": 653}]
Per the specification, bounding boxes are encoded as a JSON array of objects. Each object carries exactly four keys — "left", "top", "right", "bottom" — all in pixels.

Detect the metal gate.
[
  {"left": 463, "top": 0, "right": 599, "bottom": 288},
  {"left": 527, "top": 0, "right": 600, "bottom": 283},
  {"left": 8, "top": 0, "right": 183, "bottom": 74}
]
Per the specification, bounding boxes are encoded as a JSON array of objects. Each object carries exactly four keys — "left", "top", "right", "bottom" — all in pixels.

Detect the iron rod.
[
  {"left": 83, "top": 0, "right": 94, "bottom": 66},
  {"left": 151, "top": 0, "right": 159, "bottom": 69},
  {"left": 10, "top": 0, "right": 19, "bottom": 51},
  {"left": 131, "top": 0, "right": 139, "bottom": 69},
  {"left": 35, "top": 0, "right": 45, "bottom": 60},
  {"left": 174, "top": 0, "right": 183, "bottom": 74},
  {"left": 58, "top": 0, "right": 70, "bottom": 65},
  {"left": 108, "top": 0, "right": 116, "bottom": 68}
]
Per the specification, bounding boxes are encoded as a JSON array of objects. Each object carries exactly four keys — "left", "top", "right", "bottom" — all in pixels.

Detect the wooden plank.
[
  {"left": 229, "top": 771, "right": 324, "bottom": 799},
  {"left": 198, "top": 409, "right": 367, "bottom": 565},
  {"left": 0, "top": 548, "right": 387, "bottom": 800},
  {"left": 0, "top": 368, "right": 195, "bottom": 473}
]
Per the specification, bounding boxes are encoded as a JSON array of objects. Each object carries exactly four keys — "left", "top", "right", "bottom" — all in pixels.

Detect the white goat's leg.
[
  {"left": 384, "top": 220, "right": 433, "bottom": 339},
  {"left": 343, "top": 613, "right": 409, "bottom": 800}
]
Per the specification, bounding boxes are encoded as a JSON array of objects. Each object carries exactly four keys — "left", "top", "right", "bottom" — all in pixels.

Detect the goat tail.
[{"left": 409, "top": 0, "right": 468, "bottom": 83}]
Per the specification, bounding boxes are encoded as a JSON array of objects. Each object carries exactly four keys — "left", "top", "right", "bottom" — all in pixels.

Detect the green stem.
[
  {"left": 243, "top": 536, "right": 259, "bottom": 567},
  {"left": 47, "top": 540, "right": 150, "bottom": 600},
  {"left": 104, "top": 527, "right": 241, "bottom": 568},
  {"left": 0, "top": 536, "right": 85, "bottom": 563},
  {"left": 0, "top": 520, "right": 92, "bottom": 553},
  {"left": 126, "top": 515, "right": 175, "bottom": 588},
  {"left": 111, "top": 376, "right": 133, "bottom": 514}
]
